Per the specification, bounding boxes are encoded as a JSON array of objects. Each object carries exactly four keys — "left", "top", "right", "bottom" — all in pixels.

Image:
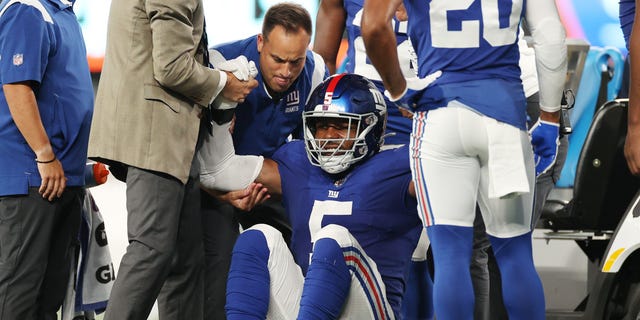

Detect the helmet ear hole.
[{"left": 302, "top": 74, "right": 387, "bottom": 174}]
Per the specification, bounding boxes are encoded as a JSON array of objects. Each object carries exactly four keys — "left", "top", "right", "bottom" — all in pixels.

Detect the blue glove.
[
  {"left": 529, "top": 119, "right": 560, "bottom": 177},
  {"left": 384, "top": 71, "right": 442, "bottom": 112}
]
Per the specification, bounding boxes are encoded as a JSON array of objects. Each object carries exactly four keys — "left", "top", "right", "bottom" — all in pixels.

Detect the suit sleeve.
[{"left": 145, "top": 0, "right": 221, "bottom": 107}]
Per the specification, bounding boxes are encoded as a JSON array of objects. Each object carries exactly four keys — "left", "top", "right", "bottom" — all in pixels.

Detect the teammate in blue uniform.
[
  {"left": 361, "top": 0, "right": 567, "bottom": 319},
  {"left": 204, "top": 74, "right": 423, "bottom": 319},
  {"left": 198, "top": 3, "right": 329, "bottom": 318},
  {"left": 313, "top": 2, "right": 433, "bottom": 319},
  {"left": 314, "top": 0, "right": 416, "bottom": 145},
  {"left": 0, "top": 0, "right": 94, "bottom": 318}
]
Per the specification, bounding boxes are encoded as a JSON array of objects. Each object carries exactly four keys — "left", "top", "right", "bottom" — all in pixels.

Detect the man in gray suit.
[{"left": 88, "top": 0, "right": 258, "bottom": 318}]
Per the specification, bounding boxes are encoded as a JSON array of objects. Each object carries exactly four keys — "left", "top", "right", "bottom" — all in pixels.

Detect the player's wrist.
[
  {"left": 34, "top": 145, "right": 54, "bottom": 161},
  {"left": 385, "top": 85, "right": 408, "bottom": 102},
  {"left": 539, "top": 110, "right": 560, "bottom": 123}
]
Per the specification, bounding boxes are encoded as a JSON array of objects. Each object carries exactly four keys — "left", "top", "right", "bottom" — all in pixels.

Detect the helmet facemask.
[
  {"left": 302, "top": 73, "right": 387, "bottom": 175},
  {"left": 303, "top": 111, "right": 379, "bottom": 174}
]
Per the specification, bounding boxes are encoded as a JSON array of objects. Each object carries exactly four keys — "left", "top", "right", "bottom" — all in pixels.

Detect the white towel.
[
  {"left": 485, "top": 118, "right": 531, "bottom": 199},
  {"left": 62, "top": 190, "right": 113, "bottom": 320}
]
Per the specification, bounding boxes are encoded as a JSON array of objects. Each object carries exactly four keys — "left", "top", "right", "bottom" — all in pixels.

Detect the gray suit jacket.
[{"left": 89, "top": 0, "right": 221, "bottom": 184}]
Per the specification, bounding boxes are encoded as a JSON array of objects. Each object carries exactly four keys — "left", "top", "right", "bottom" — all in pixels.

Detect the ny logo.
[
  {"left": 328, "top": 190, "right": 340, "bottom": 198},
  {"left": 286, "top": 90, "right": 300, "bottom": 106}
]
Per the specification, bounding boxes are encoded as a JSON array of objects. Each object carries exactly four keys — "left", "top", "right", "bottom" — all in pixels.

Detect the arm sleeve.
[
  {"left": 525, "top": 0, "right": 567, "bottom": 112},
  {"left": 198, "top": 121, "right": 264, "bottom": 192},
  {"left": 0, "top": 4, "right": 50, "bottom": 84}
]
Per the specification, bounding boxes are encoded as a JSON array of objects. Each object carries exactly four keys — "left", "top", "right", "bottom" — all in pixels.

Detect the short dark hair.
[{"left": 262, "top": 2, "right": 312, "bottom": 40}]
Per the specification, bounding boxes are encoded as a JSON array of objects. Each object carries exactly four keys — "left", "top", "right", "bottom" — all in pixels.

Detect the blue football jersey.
[
  {"left": 212, "top": 36, "right": 328, "bottom": 157},
  {"left": 343, "top": 0, "right": 415, "bottom": 145},
  {"left": 272, "top": 141, "right": 422, "bottom": 316},
  {"left": 405, "top": 0, "right": 528, "bottom": 129},
  {"left": 620, "top": 0, "right": 635, "bottom": 49}
]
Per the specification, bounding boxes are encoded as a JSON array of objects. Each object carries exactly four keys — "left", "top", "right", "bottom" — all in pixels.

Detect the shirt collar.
[{"left": 44, "top": 0, "right": 74, "bottom": 10}]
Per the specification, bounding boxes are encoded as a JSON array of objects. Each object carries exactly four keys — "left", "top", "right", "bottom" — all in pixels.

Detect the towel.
[
  {"left": 485, "top": 118, "right": 531, "bottom": 199},
  {"left": 62, "top": 190, "right": 113, "bottom": 320}
]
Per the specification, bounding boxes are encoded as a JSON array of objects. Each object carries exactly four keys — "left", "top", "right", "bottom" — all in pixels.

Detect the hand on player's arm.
[
  {"left": 204, "top": 157, "right": 282, "bottom": 211},
  {"left": 212, "top": 54, "right": 259, "bottom": 106},
  {"left": 207, "top": 182, "right": 271, "bottom": 212}
]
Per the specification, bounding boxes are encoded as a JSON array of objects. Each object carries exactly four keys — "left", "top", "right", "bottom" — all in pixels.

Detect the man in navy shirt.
[
  {"left": 200, "top": 3, "right": 328, "bottom": 318},
  {"left": 0, "top": 0, "right": 94, "bottom": 318}
]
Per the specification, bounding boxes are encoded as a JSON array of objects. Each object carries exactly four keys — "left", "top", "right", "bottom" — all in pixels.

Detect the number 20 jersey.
[
  {"left": 272, "top": 141, "right": 422, "bottom": 315},
  {"left": 405, "top": 0, "right": 528, "bottom": 129}
]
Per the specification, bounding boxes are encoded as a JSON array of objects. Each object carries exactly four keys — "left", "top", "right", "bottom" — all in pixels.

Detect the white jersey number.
[
  {"left": 352, "top": 9, "right": 417, "bottom": 80},
  {"left": 308, "top": 200, "right": 353, "bottom": 262},
  {"left": 429, "top": 0, "right": 522, "bottom": 48}
]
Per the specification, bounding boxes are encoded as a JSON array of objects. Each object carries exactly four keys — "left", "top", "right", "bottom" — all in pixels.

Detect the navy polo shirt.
[
  {"left": 0, "top": 0, "right": 94, "bottom": 196},
  {"left": 213, "top": 36, "right": 328, "bottom": 158}
]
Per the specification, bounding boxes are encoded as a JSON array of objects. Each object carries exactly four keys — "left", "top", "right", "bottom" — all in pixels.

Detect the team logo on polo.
[
  {"left": 12, "top": 54, "right": 23, "bottom": 66},
  {"left": 284, "top": 91, "right": 300, "bottom": 113}
]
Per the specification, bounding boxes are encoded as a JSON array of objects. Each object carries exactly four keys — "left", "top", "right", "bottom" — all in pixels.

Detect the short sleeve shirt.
[{"left": 0, "top": 0, "right": 94, "bottom": 196}]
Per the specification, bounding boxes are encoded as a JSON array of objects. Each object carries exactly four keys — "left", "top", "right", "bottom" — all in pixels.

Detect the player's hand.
[
  {"left": 384, "top": 71, "right": 442, "bottom": 110},
  {"left": 398, "top": 107, "right": 413, "bottom": 119},
  {"left": 624, "top": 124, "right": 640, "bottom": 175},
  {"left": 218, "top": 183, "right": 270, "bottom": 211},
  {"left": 37, "top": 158, "right": 66, "bottom": 201},
  {"left": 529, "top": 119, "right": 560, "bottom": 177}
]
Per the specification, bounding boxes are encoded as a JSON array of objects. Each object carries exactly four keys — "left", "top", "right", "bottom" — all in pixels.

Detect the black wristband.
[
  {"left": 211, "top": 109, "right": 235, "bottom": 125},
  {"left": 35, "top": 156, "right": 56, "bottom": 164}
]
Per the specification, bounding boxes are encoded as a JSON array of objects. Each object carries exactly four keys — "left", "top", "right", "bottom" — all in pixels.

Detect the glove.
[
  {"left": 529, "top": 119, "right": 560, "bottom": 177},
  {"left": 384, "top": 70, "right": 442, "bottom": 111}
]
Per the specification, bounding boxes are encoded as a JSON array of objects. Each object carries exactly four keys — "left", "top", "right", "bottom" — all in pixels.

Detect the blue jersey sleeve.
[{"left": 0, "top": 3, "right": 51, "bottom": 84}]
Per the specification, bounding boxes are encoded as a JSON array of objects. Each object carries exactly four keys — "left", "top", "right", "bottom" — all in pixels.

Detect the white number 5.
[{"left": 308, "top": 200, "right": 353, "bottom": 243}]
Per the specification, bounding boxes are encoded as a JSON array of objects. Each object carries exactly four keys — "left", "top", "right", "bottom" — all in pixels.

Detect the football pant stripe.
[
  {"left": 412, "top": 111, "right": 435, "bottom": 226},
  {"left": 343, "top": 247, "right": 391, "bottom": 320}
]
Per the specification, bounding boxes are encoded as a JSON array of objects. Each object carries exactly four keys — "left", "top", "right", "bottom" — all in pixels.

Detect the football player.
[
  {"left": 313, "top": 2, "right": 433, "bottom": 319},
  {"left": 361, "top": 0, "right": 567, "bottom": 319},
  {"left": 203, "top": 73, "right": 433, "bottom": 319}
]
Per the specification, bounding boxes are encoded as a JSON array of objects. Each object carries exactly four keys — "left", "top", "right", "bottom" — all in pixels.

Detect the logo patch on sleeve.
[{"left": 12, "top": 54, "right": 23, "bottom": 66}]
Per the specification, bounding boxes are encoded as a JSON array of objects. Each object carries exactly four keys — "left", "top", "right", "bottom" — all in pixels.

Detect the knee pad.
[{"left": 314, "top": 224, "right": 352, "bottom": 248}]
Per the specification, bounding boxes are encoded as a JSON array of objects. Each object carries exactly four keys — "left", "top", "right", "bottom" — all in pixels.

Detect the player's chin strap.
[{"left": 197, "top": 120, "right": 263, "bottom": 192}]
